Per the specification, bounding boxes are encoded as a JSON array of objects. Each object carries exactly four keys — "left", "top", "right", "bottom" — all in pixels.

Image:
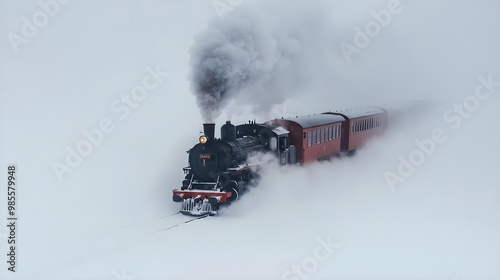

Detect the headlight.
[{"left": 199, "top": 135, "right": 208, "bottom": 144}]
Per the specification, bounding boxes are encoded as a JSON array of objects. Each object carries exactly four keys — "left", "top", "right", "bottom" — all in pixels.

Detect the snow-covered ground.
[{"left": 1, "top": 1, "right": 499, "bottom": 279}]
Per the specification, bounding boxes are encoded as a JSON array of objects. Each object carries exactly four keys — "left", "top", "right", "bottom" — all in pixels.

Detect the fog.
[{"left": 0, "top": 0, "right": 499, "bottom": 279}]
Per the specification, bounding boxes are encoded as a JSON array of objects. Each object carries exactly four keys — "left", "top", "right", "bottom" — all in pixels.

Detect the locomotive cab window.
[{"left": 270, "top": 137, "right": 277, "bottom": 151}]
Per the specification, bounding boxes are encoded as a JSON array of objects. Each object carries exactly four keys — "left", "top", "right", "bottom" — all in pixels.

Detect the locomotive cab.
[{"left": 268, "top": 126, "right": 292, "bottom": 165}]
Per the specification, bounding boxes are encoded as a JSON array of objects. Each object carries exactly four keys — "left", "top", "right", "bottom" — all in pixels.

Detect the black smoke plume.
[{"left": 188, "top": 17, "right": 274, "bottom": 122}]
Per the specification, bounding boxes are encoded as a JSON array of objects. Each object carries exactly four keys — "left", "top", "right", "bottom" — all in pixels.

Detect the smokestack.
[{"left": 203, "top": 123, "right": 215, "bottom": 141}]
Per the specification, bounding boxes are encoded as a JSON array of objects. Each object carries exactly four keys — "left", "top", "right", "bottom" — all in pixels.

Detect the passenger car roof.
[
  {"left": 270, "top": 114, "right": 345, "bottom": 129},
  {"left": 323, "top": 107, "right": 385, "bottom": 119}
]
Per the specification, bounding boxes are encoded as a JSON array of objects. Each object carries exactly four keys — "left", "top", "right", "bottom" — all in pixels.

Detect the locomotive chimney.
[{"left": 203, "top": 123, "right": 215, "bottom": 141}]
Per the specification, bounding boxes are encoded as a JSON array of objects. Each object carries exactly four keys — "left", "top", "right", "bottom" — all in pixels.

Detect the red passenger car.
[
  {"left": 268, "top": 107, "right": 387, "bottom": 164},
  {"left": 324, "top": 107, "right": 387, "bottom": 152},
  {"left": 268, "top": 114, "right": 344, "bottom": 164}
]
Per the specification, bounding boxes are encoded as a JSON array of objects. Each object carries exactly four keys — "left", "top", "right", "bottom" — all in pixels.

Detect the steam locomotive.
[{"left": 172, "top": 104, "right": 420, "bottom": 216}]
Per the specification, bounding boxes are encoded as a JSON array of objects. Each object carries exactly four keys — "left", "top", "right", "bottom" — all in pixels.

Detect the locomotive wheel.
[
  {"left": 229, "top": 187, "right": 239, "bottom": 201},
  {"left": 224, "top": 180, "right": 240, "bottom": 202}
]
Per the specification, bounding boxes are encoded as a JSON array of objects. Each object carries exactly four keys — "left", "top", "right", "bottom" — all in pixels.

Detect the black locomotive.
[{"left": 173, "top": 121, "right": 293, "bottom": 216}]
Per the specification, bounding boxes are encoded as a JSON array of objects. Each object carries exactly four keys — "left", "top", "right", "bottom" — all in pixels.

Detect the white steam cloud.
[
  {"left": 188, "top": 1, "right": 341, "bottom": 122},
  {"left": 190, "top": 0, "right": 500, "bottom": 123}
]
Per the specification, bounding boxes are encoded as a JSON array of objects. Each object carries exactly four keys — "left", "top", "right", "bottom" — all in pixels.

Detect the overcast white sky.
[{"left": 0, "top": 1, "right": 499, "bottom": 279}]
